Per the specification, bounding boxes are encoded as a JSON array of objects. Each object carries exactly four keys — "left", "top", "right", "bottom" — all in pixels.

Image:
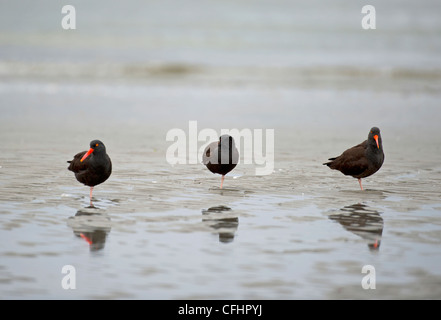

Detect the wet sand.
[{"left": 1, "top": 81, "right": 441, "bottom": 299}]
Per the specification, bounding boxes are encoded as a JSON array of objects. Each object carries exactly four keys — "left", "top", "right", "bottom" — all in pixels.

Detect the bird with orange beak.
[
  {"left": 323, "top": 127, "right": 384, "bottom": 190},
  {"left": 67, "top": 140, "right": 112, "bottom": 207}
]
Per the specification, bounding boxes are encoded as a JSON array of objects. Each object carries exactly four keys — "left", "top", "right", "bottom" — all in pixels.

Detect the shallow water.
[
  {"left": 1, "top": 121, "right": 441, "bottom": 299},
  {"left": 1, "top": 0, "right": 441, "bottom": 300}
]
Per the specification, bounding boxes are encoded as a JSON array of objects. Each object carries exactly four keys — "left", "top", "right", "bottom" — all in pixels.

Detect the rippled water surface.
[{"left": 1, "top": 0, "right": 441, "bottom": 299}]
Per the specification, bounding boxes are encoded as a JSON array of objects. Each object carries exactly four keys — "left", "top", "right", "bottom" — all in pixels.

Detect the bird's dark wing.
[
  {"left": 67, "top": 151, "right": 88, "bottom": 173},
  {"left": 324, "top": 140, "right": 369, "bottom": 177}
]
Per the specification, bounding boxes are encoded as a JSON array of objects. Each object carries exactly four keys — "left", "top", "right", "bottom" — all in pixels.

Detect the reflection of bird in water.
[
  {"left": 329, "top": 203, "right": 383, "bottom": 251},
  {"left": 202, "top": 205, "right": 239, "bottom": 243},
  {"left": 67, "top": 209, "right": 111, "bottom": 252}
]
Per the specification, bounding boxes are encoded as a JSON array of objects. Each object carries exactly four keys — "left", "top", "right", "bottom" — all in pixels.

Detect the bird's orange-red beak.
[
  {"left": 80, "top": 148, "right": 94, "bottom": 162},
  {"left": 373, "top": 135, "right": 379, "bottom": 149}
]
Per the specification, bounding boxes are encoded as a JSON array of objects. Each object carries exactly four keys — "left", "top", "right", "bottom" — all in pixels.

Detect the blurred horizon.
[
  {"left": 1, "top": 1, "right": 440, "bottom": 68},
  {"left": 1, "top": 0, "right": 440, "bottom": 131}
]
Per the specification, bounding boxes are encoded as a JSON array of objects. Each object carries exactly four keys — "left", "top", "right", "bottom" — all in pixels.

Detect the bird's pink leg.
[
  {"left": 358, "top": 179, "right": 364, "bottom": 191},
  {"left": 89, "top": 187, "right": 94, "bottom": 206},
  {"left": 220, "top": 175, "right": 225, "bottom": 189}
]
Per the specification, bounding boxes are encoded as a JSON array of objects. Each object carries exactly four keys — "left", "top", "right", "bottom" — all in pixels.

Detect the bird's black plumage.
[
  {"left": 68, "top": 140, "right": 112, "bottom": 204},
  {"left": 323, "top": 127, "right": 384, "bottom": 190},
  {"left": 202, "top": 135, "right": 239, "bottom": 188}
]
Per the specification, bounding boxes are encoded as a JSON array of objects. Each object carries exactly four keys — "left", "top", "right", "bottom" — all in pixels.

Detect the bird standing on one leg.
[
  {"left": 203, "top": 135, "right": 239, "bottom": 189},
  {"left": 67, "top": 140, "right": 112, "bottom": 207},
  {"left": 323, "top": 127, "right": 384, "bottom": 190}
]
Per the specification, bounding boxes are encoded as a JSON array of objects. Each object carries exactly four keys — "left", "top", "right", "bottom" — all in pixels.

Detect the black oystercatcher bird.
[
  {"left": 202, "top": 135, "right": 239, "bottom": 189},
  {"left": 67, "top": 140, "right": 112, "bottom": 206},
  {"left": 323, "top": 127, "right": 384, "bottom": 190}
]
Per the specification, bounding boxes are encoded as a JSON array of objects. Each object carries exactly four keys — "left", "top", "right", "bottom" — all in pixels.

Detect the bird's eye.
[{"left": 95, "top": 143, "right": 99, "bottom": 147}]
